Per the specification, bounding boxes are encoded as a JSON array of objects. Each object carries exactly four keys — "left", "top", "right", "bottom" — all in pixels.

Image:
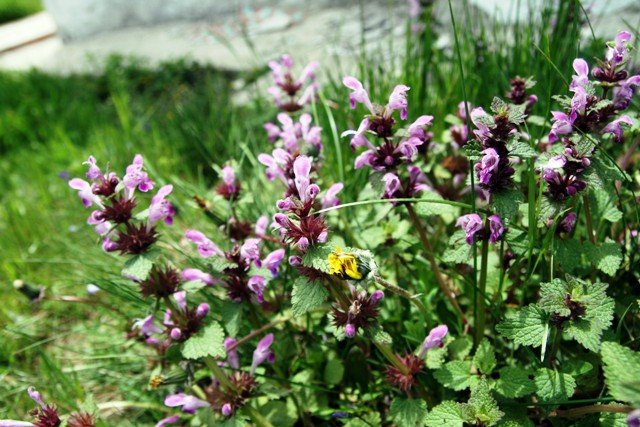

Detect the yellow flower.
[{"left": 328, "top": 247, "right": 362, "bottom": 280}]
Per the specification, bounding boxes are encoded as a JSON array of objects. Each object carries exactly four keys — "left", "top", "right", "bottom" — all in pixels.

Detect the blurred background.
[{"left": 0, "top": 0, "right": 638, "bottom": 423}]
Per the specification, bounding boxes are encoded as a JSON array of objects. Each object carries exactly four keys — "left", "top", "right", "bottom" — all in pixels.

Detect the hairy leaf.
[
  {"left": 291, "top": 277, "right": 329, "bottom": 317},
  {"left": 496, "top": 306, "right": 548, "bottom": 347},
  {"left": 182, "top": 322, "right": 225, "bottom": 360}
]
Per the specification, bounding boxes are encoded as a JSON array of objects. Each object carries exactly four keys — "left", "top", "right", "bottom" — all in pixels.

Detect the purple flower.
[
  {"left": 251, "top": 333, "right": 275, "bottom": 374},
  {"left": 0, "top": 421, "right": 35, "bottom": 426},
  {"left": 255, "top": 215, "right": 269, "bottom": 236},
  {"left": 382, "top": 173, "right": 401, "bottom": 199},
  {"left": 155, "top": 415, "right": 180, "bottom": 427},
  {"left": 408, "top": 0, "right": 420, "bottom": 18},
  {"left": 173, "top": 291, "right": 187, "bottom": 312},
  {"left": 343, "top": 76, "right": 374, "bottom": 113},
  {"left": 627, "top": 409, "right": 640, "bottom": 427},
  {"left": 185, "top": 230, "right": 223, "bottom": 258},
  {"left": 240, "top": 238, "right": 261, "bottom": 263},
  {"left": 555, "top": 212, "right": 578, "bottom": 235},
  {"left": 134, "top": 315, "right": 163, "bottom": 336},
  {"left": 570, "top": 85, "right": 587, "bottom": 116},
  {"left": 221, "top": 403, "right": 233, "bottom": 417},
  {"left": 293, "top": 155, "right": 320, "bottom": 203},
  {"left": 613, "top": 75, "right": 640, "bottom": 110},
  {"left": 247, "top": 275, "right": 267, "bottom": 302},
  {"left": 268, "top": 55, "right": 319, "bottom": 111},
  {"left": 182, "top": 268, "right": 215, "bottom": 285},
  {"left": 476, "top": 148, "right": 500, "bottom": 185},
  {"left": 456, "top": 214, "right": 484, "bottom": 244},
  {"left": 262, "top": 249, "right": 285, "bottom": 277},
  {"left": 258, "top": 148, "right": 291, "bottom": 183},
  {"left": 418, "top": 324, "right": 448, "bottom": 357},
  {"left": 224, "top": 337, "right": 240, "bottom": 369},
  {"left": 69, "top": 178, "right": 103, "bottom": 208},
  {"left": 388, "top": 85, "right": 410, "bottom": 120},
  {"left": 606, "top": 31, "right": 632, "bottom": 66},
  {"left": 83, "top": 155, "right": 102, "bottom": 180},
  {"left": 570, "top": 58, "right": 589, "bottom": 90},
  {"left": 488, "top": 215, "right": 504, "bottom": 243},
  {"left": 27, "top": 387, "right": 45, "bottom": 409},
  {"left": 342, "top": 118, "right": 372, "bottom": 151},
  {"left": 196, "top": 303, "right": 209, "bottom": 318},
  {"left": 123, "top": 154, "right": 154, "bottom": 198},
  {"left": 164, "top": 393, "right": 209, "bottom": 414},
  {"left": 148, "top": 185, "right": 175, "bottom": 225},
  {"left": 222, "top": 166, "right": 236, "bottom": 191},
  {"left": 371, "top": 290, "right": 384, "bottom": 302},
  {"left": 602, "top": 115, "right": 634, "bottom": 142},
  {"left": 344, "top": 323, "right": 356, "bottom": 338},
  {"left": 321, "top": 183, "right": 344, "bottom": 209},
  {"left": 549, "top": 111, "right": 576, "bottom": 143}
]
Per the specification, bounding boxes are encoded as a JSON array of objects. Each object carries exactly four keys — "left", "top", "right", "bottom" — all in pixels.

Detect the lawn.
[{"left": 1, "top": 1, "right": 639, "bottom": 426}]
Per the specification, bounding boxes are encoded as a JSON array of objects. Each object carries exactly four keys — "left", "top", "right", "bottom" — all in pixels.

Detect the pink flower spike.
[
  {"left": 387, "top": 84, "right": 410, "bottom": 120},
  {"left": 342, "top": 76, "right": 374, "bottom": 113},
  {"left": 251, "top": 333, "right": 275, "bottom": 374},
  {"left": 155, "top": 415, "right": 180, "bottom": 427},
  {"left": 418, "top": 324, "right": 448, "bottom": 357},
  {"left": 248, "top": 275, "right": 267, "bottom": 303},
  {"left": 164, "top": 393, "right": 209, "bottom": 414},
  {"left": 27, "top": 387, "right": 45, "bottom": 409},
  {"left": 182, "top": 268, "right": 215, "bottom": 285},
  {"left": 69, "top": 178, "right": 102, "bottom": 208},
  {"left": 123, "top": 154, "right": 154, "bottom": 197},
  {"left": 173, "top": 291, "right": 187, "bottom": 312},
  {"left": 225, "top": 337, "right": 240, "bottom": 369},
  {"left": 263, "top": 249, "right": 285, "bottom": 277},
  {"left": 185, "top": 230, "right": 223, "bottom": 258}
]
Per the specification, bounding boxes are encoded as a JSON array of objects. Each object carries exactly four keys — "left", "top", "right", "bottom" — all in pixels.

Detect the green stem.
[
  {"left": 375, "top": 276, "right": 429, "bottom": 321},
  {"left": 244, "top": 404, "right": 275, "bottom": 427},
  {"left": 475, "top": 237, "right": 490, "bottom": 347},
  {"left": 582, "top": 194, "right": 596, "bottom": 244},
  {"left": 204, "top": 357, "right": 235, "bottom": 392},
  {"left": 547, "top": 327, "right": 562, "bottom": 366},
  {"left": 551, "top": 404, "right": 634, "bottom": 419},
  {"left": 406, "top": 204, "right": 468, "bottom": 324}
]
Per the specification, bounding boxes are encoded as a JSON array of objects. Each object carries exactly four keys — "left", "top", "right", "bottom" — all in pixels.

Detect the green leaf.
[
  {"left": 554, "top": 238, "right": 583, "bottom": 273},
  {"left": 205, "top": 256, "right": 236, "bottom": 274},
  {"left": 508, "top": 140, "right": 537, "bottom": 158},
  {"left": 291, "top": 277, "right": 329, "bottom": 317},
  {"left": 491, "top": 188, "right": 524, "bottom": 221},
  {"left": 491, "top": 97, "right": 508, "bottom": 114},
  {"left": 599, "top": 408, "right": 631, "bottom": 427},
  {"left": 434, "top": 360, "right": 473, "bottom": 391},
  {"left": 473, "top": 339, "right": 496, "bottom": 375},
  {"left": 181, "top": 322, "right": 225, "bottom": 360},
  {"left": 442, "top": 230, "right": 473, "bottom": 266},
  {"left": 414, "top": 191, "right": 457, "bottom": 220},
  {"left": 301, "top": 244, "right": 333, "bottom": 274},
  {"left": 220, "top": 301, "right": 243, "bottom": 337},
  {"left": 538, "top": 195, "right": 563, "bottom": 226},
  {"left": 591, "top": 188, "right": 623, "bottom": 223},
  {"left": 538, "top": 278, "right": 570, "bottom": 315},
  {"left": 534, "top": 368, "right": 576, "bottom": 402},
  {"left": 448, "top": 335, "right": 473, "bottom": 360},
  {"left": 587, "top": 241, "right": 622, "bottom": 277},
  {"left": 505, "top": 228, "right": 528, "bottom": 256},
  {"left": 425, "top": 401, "right": 466, "bottom": 427},
  {"left": 496, "top": 306, "right": 548, "bottom": 348},
  {"left": 601, "top": 342, "right": 640, "bottom": 406},
  {"left": 122, "top": 253, "right": 154, "bottom": 281},
  {"left": 324, "top": 356, "right": 345, "bottom": 386},
  {"left": 467, "top": 379, "right": 504, "bottom": 426},
  {"left": 389, "top": 398, "right": 428, "bottom": 426},
  {"left": 495, "top": 367, "right": 536, "bottom": 398},
  {"left": 367, "top": 324, "right": 393, "bottom": 345}
]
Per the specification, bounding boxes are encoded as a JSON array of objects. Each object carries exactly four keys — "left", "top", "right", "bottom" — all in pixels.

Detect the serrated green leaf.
[
  {"left": 468, "top": 379, "right": 504, "bottom": 426},
  {"left": 367, "top": 324, "right": 393, "bottom": 345},
  {"left": 491, "top": 189, "right": 524, "bottom": 221},
  {"left": 508, "top": 140, "right": 537, "bottom": 158},
  {"left": 496, "top": 306, "right": 548, "bottom": 347},
  {"left": 425, "top": 401, "right": 466, "bottom": 427},
  {"left": 496, "top": 367, "right": 536, "bottom": 398},
  {"left": 448, "top": 335, "right": 473, "bottom": 360},
  {"left": 122, "top": 253, "right": 154, "bottom": 281},
  {"left": 538, "top": 195, "right": 563, "bottom": 226},
  {"left": 182, "top": 322, "right": 225, "bottom": 360},
  {"left": 301, "top": 244, "right": 333, "bottom": 273},
  {"left": 473, "top": 340, "right": 497, "bottom": 375},
  {"left": 291, "top": 277, "right": 328, "bottom": 317},
  {"left": 390, "top": 398, "right": 428, "bottom": 426},
  {"left": 505, "top": 228, "right": 528, "bottom": 256},
  {"left": 442, "top": 230, "right": 473, "bottom": 266},
  {"left": 534, "top": 368, "right": 576, "bottom": 402},
  {"left": 539, "top": 278, "right": 570, "bottom": 316},
  {"left": 554, "top": 238, "right": 583, "bottom": 273},
  {"left": 220, "top": 301, "right": 243, "bottom": 337},
  {"left": 591, "top": 188, "right": 623, "bottom": 223},
  {"left": 599, "top": 408, "right": 631, "bottom": 427},
  {"left": 434, "top": 360, "right": 473, "bottom": 391},
  {"left": 205, "top": 256, "right": 237, "bottom": 275},
  {"left": 601, "top": 342, "right": 640, "bottom": 406},
  {"left": 491, "top": 97, "right": 508, "bottom": 114},
  {"left": 587, "top": 241, "right": 622, "bottom": 277},
  {"left": 414, "top": 191, "right": 457, "bottom": 220},
  {"left": 426, "top": 345, "right": 447, "bottom": 370}
]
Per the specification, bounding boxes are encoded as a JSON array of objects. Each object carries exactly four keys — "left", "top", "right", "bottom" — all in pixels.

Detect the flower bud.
[
  {"left": 221, "top": 403, "right": 233, "bottom": 417},
  {"left": 371, "top": 290, "right": 384, "bottom": 302},
  {"left": 196, "top": 303, "right": 210, "bottom": 318},
  {"left": 170, "top": 328, "right": 182, "bottom": 340},
  {"left": 345, "top": 323, "right": 356, "bottom": 338},
  {"left": 289, "top": 256, "right": 302, "bottom": 266}
]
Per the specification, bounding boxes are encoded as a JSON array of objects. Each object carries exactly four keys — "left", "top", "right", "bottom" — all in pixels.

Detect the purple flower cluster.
[
  {"left": 470, "top": 107, "right": 517, "bottom": 194},
  {"left": 69, "top": 154, "right": 174, "bottom": 255},
  {"left": 268, "top": 55, "right": 319, "bottom": 112},
  {"left": 159, "top": 333, "right": 275, "bottom": 421},
  {"left": 342, "top": 76, "right": 435, "bottom": 200},
  {"left": 264, "top": 113, "right": 323, "bottom": 155},
  {"left": 184, "top": 225, "right": 285, "bottom": 304},
  {"left": 506, "top": 76, "right": 538, "bottom": 113},
  {"left": 456, "top": 213, "right": 504, "bottom": 245},
  {"left": 215, "top": 165, "right": 240, "bottom": 200}
]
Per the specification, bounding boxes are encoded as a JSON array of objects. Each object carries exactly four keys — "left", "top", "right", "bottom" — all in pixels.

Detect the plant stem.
[
  {"left": 406, "top": 204, "right": 468, "bottom": 324},
  {"left": 551, "top": 404, "right": 634, "bottom": 419},
  {"left": 244, "top": 404, "right": 275, "bottom": 427},
  {"left": 204, "top": 356, "right": 235, "bottom": 392},
  {"left": 475, "top": 237, "right": 490, "bottom": 347},
  {"left": 375, "top": 276, "right": 429, "bottom": 321},
  {"left": 582, "top": 194, "right": 596, "bottom": 244},
  {"left": 547, "top": 327, "right": 562, "bottom": 365}
]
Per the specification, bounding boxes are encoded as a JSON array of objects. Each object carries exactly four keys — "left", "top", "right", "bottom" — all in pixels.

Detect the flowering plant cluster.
[{"left": 9, "top": 29, "right": 640, "bottom": 427}]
